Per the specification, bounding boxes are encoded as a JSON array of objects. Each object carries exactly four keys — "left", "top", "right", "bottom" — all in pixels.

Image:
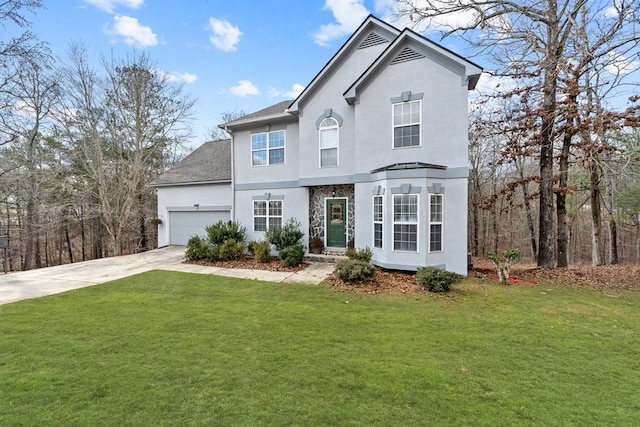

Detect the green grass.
[{"left": 1, "top": 271, "right": 639, "bottom": 426}]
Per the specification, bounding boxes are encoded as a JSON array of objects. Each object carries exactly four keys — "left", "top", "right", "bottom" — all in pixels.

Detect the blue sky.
[
  {"left": 19, "top": 0, "right": 639, "bottom": 147},
  {"left": 24, "top": 0, "right": 419, "bottom": 145}
]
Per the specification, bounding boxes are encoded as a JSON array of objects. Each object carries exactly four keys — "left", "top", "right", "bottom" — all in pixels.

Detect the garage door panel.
[{"left": 169, "top": 211, "right": 230, "bottom": 245}]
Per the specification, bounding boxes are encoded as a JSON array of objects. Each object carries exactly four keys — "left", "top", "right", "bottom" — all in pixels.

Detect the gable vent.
[
  {"left": 391, "top": 47, "right": 425, "bottom": 65},
  {"left": 358, "top": 32, "right": 389, "bottom": 49}
]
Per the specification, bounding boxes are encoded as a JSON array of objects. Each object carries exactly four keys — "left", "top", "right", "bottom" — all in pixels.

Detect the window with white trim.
[
  {"left": 393, "top": 194, "right": 418, "bottom": 251},
  {"left": 319, "top": 117, "right": 339, "bottom": 167},
  {"left": 251, "top": 130, "right": 285, "bottom": 166},
  {"left": 253, "top": 200, "right": 283, "bottom": 232},
  {"left": 429, "top": 194, "right": 443, "bottom": 252},
  {"left": 392, "top": 100, "right": 421, "bottom": 148},
  {"left": 373, "top": 195, "right": 383, "bottom": 249}
]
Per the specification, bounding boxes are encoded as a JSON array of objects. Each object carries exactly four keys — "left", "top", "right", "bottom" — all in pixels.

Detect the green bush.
[
  {"left": 247, "top": 240, "right": 258, "bottom": 256},
  {"left": 335, "top": 259, "right": 376, "bottom": 283},
  {"left": 252, "top": 240, "right": 272, "bottom": 263},
  {"left": 345, "top": 246, "right": 373, "bottom": 263},
  {"left": 219, "top": 239, "right": 244, "bottom": 261},
  {"left": 205, "top": 220, "right": 247, "bottom": 246},
  {"left": 416, "top": 267, "right": 461, "bottom": 292},
  {"left": 204, "top": 244, "right": 220, "bottom": 262},
  {"left": 265, "top": 218, "right": 304, "bottom": 251},
  {"left": 185, "top": 235, "right": 208, "bottom": 260},
  {"left": 278, "top": 244, "right": 304, "bottom": 267}
]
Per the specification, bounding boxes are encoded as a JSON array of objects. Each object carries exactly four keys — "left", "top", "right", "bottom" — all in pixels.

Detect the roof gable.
[
  {"left": 287, "top": 15, "right": 399, "bottom": 114},
  {"left": 343, "top": 29, "right": 483, "bottom": 104}
]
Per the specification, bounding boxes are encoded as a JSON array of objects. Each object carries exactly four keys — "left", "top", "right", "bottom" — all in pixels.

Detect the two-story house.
[{"left": 153, "top": 15, "right": 481, "bottom": 275}]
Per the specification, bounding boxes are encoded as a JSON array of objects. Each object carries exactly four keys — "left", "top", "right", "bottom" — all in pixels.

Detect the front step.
[{"left": 304, "top": 252, "right": 347, "bottom": 263}]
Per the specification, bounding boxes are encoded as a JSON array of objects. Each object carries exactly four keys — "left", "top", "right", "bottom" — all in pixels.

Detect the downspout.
[{"left": 226, "top": 127, "right": 235, "bottom": 221}]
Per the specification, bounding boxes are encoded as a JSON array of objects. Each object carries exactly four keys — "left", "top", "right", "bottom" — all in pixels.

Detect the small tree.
[
  {"left": 487, "top": 249, "right": 520, "bottom": 285},
  {"left": 265, "top": 218, "right": 303, "bottom": 251}
]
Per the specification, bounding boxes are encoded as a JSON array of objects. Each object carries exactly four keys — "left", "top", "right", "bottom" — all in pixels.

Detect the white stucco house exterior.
[{"left": 152, "top": 15, "right": 482, "bottom": 275}]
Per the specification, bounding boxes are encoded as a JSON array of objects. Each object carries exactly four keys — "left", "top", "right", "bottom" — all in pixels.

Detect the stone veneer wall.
[{"left": 308, "top": 184, "right": 355, "bottom": 244}]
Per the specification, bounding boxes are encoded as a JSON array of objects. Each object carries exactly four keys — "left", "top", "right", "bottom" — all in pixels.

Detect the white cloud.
[
  {"left": 269, "top": 83, "right": 305, "bottom": 98},
  {"left": 208, "top": 18, "right": 243, "bottom": 52},
  {"left": 84, "top": 0, "right": 143, "bottom": 13},
  {"left": 473, "top": 72, "right": 516, "bottom": 95},
  {"left": 229, "top": 80, "right": 259, "bottom": 97},
  {"left": 312, "top": 0, "right": 370, "bottom": 46},
  {"left": 604, "top": 6, "right": 619, "bottom": 19},
  {"left": 386, "top": 0, "right": 482, "bottom": 34},
  {"left": 155, "top": 69, "right": 198, "bottom": 84},
  {"left": 605, "top": 51, "right": 640, "bottom": 76},
  {"left": 105, "top": 15, "right": 158, "bottom": 47}
]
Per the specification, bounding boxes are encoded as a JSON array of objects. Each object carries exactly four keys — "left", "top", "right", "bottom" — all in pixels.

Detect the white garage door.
[{"left": 169, "top": 211, "right": 231, "bottom": 245}]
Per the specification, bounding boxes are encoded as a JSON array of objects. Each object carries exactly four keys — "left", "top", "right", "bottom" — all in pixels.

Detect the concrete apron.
[{"left": 0, "top": 246, "right": 335, "bottom": 305}]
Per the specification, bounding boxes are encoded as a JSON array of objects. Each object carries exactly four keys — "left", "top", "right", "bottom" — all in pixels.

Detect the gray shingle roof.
[
  {"left": 151, "top": 139, "right": 231, "bottom": 187},
  {"left": 220, "top": 100, "right": 294, "bottom": 127}
]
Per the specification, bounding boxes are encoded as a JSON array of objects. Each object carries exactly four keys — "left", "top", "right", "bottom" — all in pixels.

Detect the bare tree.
[
  {"left": 0, "top": 0, "right": 45, "bottom": 138},
  {"left": 0, "top": 51, "right": 59, "bottom": 270},
  {"left": 58, "top": 46, "right": 195, "bottom": 256},
  {"left": 393, "top": 0, "right": 640, "bottom": 267},
  {"left": 207, "top": 108, "right": 248, "bottom": 141}
]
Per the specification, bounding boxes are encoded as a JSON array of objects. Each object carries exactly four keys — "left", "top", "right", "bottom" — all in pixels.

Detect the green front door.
[{"left": 326, "top": 199, "right": 346, "bottom": 247}]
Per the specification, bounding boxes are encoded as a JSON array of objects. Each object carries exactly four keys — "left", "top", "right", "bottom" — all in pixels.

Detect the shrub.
[
  {"left": 416, "top": 267, "right": 461, "bottom": 292},
  {"left": 345, "top": 246, "right": 373, "bottom": 263},
  {"left": 247, "top": 240, "right": 259, "bottom": 256},
  {"left": 252, "top": 240, "right": 272, "bottom": 263},
  {"left": 204, "top": 244, "right": 220, "bottom": 262},
  {"left": 335, "top": 259, "right": 376, "bottom": 283},
  {"left": 219, "top": 239, "right": 244, "bottom": 261},
  {"left": 278, "top": 244, "right": 304, "bottom": 267},
  {"left": 265, "top": 218, "right": 304, "bottom": 251},
  {"left": 185, "top": 235, "right": 208, "bottom": 260},
  {"left": 205, "top": 220, "right": 247, "bottom": 246}
]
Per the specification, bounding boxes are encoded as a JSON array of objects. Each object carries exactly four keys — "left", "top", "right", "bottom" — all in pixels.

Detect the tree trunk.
[
  {"left": 589, "top": 158, "right": 604, "bottom": 266},
  {"left": 538, "top": 5, "right": 559, "bottom": 269},
  {"left": 602, "top": 162, "right": 618, "bottom": 264},
  {"left": 138, "top": 193, "right": 147, "bottom": 252},
  {"left": 556, "top": 130, "right": 572, "bottom": 268},
  {"left": 23, "top": 196, "right": 35, "bottom": 271},
  {"left": 608, "top": 218, "right": 618, "bottom": 264},
  {"left": 65, "top": 223, "right": 74, "bottom": 263},
  {"left": 517, "top": 157, "right": 537, "bottom": 262}
]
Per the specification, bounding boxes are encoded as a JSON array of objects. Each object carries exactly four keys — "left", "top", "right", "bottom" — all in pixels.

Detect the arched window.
[{"left": 319, "top": 117, "right": 339, "bottom": 167}]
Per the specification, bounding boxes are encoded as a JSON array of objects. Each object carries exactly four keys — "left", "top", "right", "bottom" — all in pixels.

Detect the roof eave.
[
  {"left": 151, "top": 179, "right": 231, "bottom": 188},
  {"left": 219, "top": 112, "right": 295, "bottom": 130}
]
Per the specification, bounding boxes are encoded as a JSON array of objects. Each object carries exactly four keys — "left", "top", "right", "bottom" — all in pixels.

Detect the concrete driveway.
[{"left": 0, "top": 246, "right": 334, "bottom": 305}]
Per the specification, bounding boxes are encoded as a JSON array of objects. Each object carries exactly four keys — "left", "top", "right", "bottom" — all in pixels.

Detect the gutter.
[{"left": 226, "top": 126, "right": 236, "bottom": 222}]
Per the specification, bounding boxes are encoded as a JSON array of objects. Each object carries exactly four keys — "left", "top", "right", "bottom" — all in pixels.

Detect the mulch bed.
[
  {"left": 472, "top": 257, "right": 640, "bottom": 291},
  {"left": 184, "top": 254, "right": 308, "bottom": 273},
  {"left": 184, "top": 254, "right": 640, "bottom": 293},
  {"left": 323, "top": 268, "right": 424, "bottom": 295}
]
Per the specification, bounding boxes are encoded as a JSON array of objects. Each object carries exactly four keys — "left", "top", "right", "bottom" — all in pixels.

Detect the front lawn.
[{"left": 1, "top": 271, "right": 639, "bottom": 426}]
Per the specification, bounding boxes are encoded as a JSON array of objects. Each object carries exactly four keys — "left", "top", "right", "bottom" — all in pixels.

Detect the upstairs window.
[
  {"left": 319, "top": 117, "right": 339, "bottom": 167},
  {"left": 392, "top": 100, "right": 421, "bottom": 148},
  {"left": 252, "top": 130, "right": 285, "bottom": 166}
]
